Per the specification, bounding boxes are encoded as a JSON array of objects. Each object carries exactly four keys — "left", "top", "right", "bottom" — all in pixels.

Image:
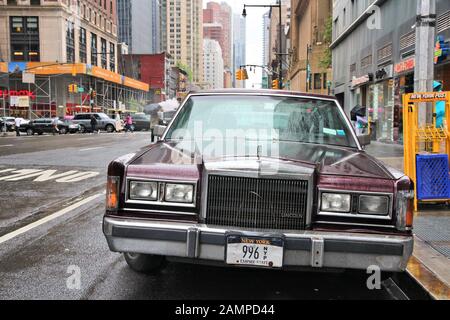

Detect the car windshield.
[{"left": 165, "top": 95, "right": 358, "bottom": 149}]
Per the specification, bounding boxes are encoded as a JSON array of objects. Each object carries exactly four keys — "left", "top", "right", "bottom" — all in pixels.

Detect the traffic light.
[
  {"left": 68, "top": 84, "right": 78, "bottom": 93},
  {"left": 242, "top": 68, "right": 249, "bottom": 80},
  {"left": 272, "top": 79, "right": 279, "bottom": 89},
  {"left": 236, "top": 69, "right": 242, "bottom": 80}
]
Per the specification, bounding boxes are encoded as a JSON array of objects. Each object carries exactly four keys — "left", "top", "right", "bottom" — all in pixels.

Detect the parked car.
[
  {"left": 72, "top": 113, "right": 117, "bottom": 133},
  {"left": 0, "top": 117, "right": 16, "bottom": 132},
  {"left": 103, "top": 90, "right": 414, "bottom": 275},
  {"left": 131, "top": 113, "right": 151, "bottom": 131},
  {"left": 61, "top": 119, "right": 81, "bottom": 134},
  {"left": 19, "top": 118, "right": 69, "bottom": 135}
]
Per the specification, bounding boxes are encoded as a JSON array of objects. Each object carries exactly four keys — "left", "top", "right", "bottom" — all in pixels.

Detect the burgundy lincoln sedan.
[{"left": 103, "top": 90, "right": 414, "bottom": 274}]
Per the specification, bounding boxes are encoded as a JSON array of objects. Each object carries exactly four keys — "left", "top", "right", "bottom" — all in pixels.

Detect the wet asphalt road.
[{"left": 0, "top": 132, "right": 397, "bottom": 300}]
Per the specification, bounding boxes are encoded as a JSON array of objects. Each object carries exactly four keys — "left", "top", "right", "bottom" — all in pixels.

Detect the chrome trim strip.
[
  {"left": 314, "top": 220, "right": 397, "bottom": 229},
  {"left": 125, "top": 176, "right": 197, "bottom": 208},
  {"left": 317, "top": 188, "right": 394, "bottom": 221},
  {"left": 121, "top": 208, "right": 198, "bottom": 216}
]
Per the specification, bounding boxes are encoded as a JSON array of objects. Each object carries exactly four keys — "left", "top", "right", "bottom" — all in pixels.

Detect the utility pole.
[
  {"left": 277, "top": 0, "right": 283, "bottom": 89},
  {"left": 414, "top": 0, "right": 436, "bottom": 125}
]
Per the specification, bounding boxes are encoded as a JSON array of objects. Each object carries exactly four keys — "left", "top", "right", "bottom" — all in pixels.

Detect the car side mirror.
[
  {"left": 358, "top": 134, "right": 371, "bottom": 146},
  {"left": 153, "top": 125, "right": 167, "bottom": 140}
]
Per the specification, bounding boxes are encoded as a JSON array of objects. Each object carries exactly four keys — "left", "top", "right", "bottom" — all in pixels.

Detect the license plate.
[{"left": 226, "top": 236, "right": 284, "bottom": 268}]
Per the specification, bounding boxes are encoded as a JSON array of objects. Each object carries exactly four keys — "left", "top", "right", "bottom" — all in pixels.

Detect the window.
[
  {"left": 314, "top": 73, "right": 322, "bottom": 90},
  {"left": 101, "top": 38, "right": 107, "bottom": 69},
  {"left": 79, "top": 28, "right": 87, "bottom": 63},
  {"left": 66, "top": 20, "right": 75, "bottom": 63},
  {"left": 91, "top": 33, "right": 98, "bottom": 66},
  {"left": 109, "top": 42, "right": 115, "bottom": 71},
  {"left": 10, "top": 17, "right": 40, "bottom": 61}
]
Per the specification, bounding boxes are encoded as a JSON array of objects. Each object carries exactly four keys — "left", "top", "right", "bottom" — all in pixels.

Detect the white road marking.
[
  {"left": 55, "top": 171, "right": 100, "bottom": 182},
  {"left": 0, "top": 168, "right": 15, "bottom": 174},
  {"left": 0, "top": 144, "right": 13, "bottom": 147},
  {"left": 0, "top": 169, "right": 100, "bottom": 183},
  {"left": 79, "top": 147, "right": 104, "bottom": 152},
  {"left": 0, "top": 193, "right": 103, "bottom": 245}
]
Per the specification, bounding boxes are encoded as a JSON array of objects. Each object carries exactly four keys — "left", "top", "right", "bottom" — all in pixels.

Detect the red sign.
[
  {"left": 0, "top": 89, "right": 36, "bottom": 99},
  {"left": 394, "top": 58, "right": 415, "bottom": 74}
]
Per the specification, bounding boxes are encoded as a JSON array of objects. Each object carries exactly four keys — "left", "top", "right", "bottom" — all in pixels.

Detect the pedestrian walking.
[
  {"left": 125, "top": 114, "right": 133, "bottom": 133},
  {"left": 52, "top": 117, "right": 59, "bottom": 135},
  {"left": 90, "top": 114, "right": 98, "bottom": 134},
  {"left": 14, "top": 117, "right": 22, "bottom": 136}
]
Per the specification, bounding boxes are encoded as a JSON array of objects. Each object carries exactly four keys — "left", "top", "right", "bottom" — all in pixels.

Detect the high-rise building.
[
  {"left": 203, "top": 39, "right": 224, "bottom": 89},
  {"left": 233, "top": 13, "right": 246, "bottom": 88},
  {"left": 203, "top": 2, "right": 232, "bottom": 69},
  {"left": 262, "top": 11, "right": 271, "bottom": 89},
  {"left": 117, "top": 0, "right": 160, "bottom": 54},
  {"left": 161, "top": 0, "right": 203, "bottom": 85}
]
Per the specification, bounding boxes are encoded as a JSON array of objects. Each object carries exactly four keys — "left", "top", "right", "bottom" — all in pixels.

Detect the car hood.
[{"left": 126, "top": 140, "right": 397, "bottom": 180}]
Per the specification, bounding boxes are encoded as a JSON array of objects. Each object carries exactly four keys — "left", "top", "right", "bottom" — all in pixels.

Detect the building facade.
[
  {"left": 122, "top": 53, "right": 173, "bottom": 103},
  {"left": 203, "top": 1, "right": 232, "bottom": 69},
  {"left": 288, "top": 0, "right": 332, "bottom": 94},
  {"left": 203, "top": 39, "right": 224, "bottom": 89},
  {"left": 332, "top": 0, "right": 450, "bottom": 144},
  {"left": 117, "top": 0, "right": 161, "bottom": 54},
  {"left": 233, "top": 13, "right": 246, "bottom": 88},
  {"left": 0, "top": 0, "right": 149, "bottom": 118},
  {"left": 262, "top": 11, "right": 271, "bottom": 89},
  {"left": 160, "top": 0, "right": 203, "bottom": 85}
]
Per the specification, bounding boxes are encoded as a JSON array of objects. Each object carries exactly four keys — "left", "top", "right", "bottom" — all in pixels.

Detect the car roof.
[{"left": 188, "top": 89, "right": 337, "bottom": 101}]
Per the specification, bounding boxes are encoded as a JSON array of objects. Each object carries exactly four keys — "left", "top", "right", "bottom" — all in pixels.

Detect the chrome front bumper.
[{"left": 103, "top": 217, "right": 414, "bottom": 272}]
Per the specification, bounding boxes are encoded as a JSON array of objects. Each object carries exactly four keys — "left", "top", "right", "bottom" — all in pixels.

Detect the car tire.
[
  {"left": 106, "top": 124, "right": 115, "bottom": 133},
  {"left": 123, "top": 252, "right": 165, "bottom": 274},
  {"left": 79, "top": 125, "right": 86, "bottom": 134},
  {"left": 26, "top": 128, "right": 34, "bottom": 136},
  {"left": 59, "top": 127, "right": 67, "bottom": 135}
]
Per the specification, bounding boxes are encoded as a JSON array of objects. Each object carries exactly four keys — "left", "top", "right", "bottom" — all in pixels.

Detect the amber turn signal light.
[{"left": 106, "top": 176, "right": 120, "bottom": 210}]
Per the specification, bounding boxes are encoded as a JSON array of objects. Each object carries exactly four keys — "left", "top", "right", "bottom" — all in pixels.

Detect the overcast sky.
[{"left": 204, "top": 0, "right": 275, "bottom": 88}]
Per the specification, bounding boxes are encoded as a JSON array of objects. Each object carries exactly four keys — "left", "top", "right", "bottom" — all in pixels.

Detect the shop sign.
[
  {"left": 409, "top": 92, "right": 447, "bottom": 102},
  {"left": 10, "top": 96, "right": 30, "bottom": 107},
  {"left": 434, "top": 35, "right": 449, "bottom": 64},
  {"left": 351, "top": 74, "right": 372, "bottom": 88},
  {"left": 0, "top": 89, "right": 36, "bottom": 99},
  {"left": 394, "top": 58, "right": 415, "bottom": 74}
]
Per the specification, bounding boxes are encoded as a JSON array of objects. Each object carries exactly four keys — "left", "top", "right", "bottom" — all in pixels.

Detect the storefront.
[
  {"left": 367, "top": 64, "right": 395, "bottom": 143},
  {"left": 0, "top": 62, "right": 149, "bottom": 119}
]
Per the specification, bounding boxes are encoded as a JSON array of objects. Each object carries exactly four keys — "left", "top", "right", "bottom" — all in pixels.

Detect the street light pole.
[{"left": 243, "top": 1, "right": 283, "bottom": 89}]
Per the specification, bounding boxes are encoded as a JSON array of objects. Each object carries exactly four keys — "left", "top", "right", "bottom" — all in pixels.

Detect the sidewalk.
[{"left": 366, "top": 141, "right": 450, "bottom": 299}]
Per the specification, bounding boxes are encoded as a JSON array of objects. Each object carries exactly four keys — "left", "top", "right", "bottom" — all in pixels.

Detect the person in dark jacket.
[{"left": 90, "top": 115, "right": 98, "bottom": 134}]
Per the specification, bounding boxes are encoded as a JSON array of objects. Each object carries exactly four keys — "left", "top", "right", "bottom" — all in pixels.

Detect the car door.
[
  {"left": 32, "top": 120, "right": 44, "bottom": 133},
  {"left": 95, "top": 114, "right": 104, "bottom": 129},
  {"left": 43, "top": 120, "right": 53, "bottom": 133}
]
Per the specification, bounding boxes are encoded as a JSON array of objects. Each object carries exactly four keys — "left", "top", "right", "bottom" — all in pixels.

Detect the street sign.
[
  {"left": 78, "top": 87, "right": 85, "bottom": 93},
  {"left": 22, "top": 72, "right": 35, "bottom": 84}
]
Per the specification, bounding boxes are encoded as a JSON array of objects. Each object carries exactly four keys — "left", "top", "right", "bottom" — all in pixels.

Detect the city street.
[{"left": 0, "top": 133, "right": 414, "bottom": 300}]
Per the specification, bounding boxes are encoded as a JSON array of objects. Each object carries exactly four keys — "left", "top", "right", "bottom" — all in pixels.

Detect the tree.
[
  {"left": 176, "top": 61, "right": 193, "bottom": 82},
  {"left": 319, "top": 16, "right": 333, "bottom": 69}
]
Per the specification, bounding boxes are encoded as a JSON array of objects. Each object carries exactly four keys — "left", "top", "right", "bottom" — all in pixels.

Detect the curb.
[{"left": 407, "top": 236, "right": 450, "bottom": 300}]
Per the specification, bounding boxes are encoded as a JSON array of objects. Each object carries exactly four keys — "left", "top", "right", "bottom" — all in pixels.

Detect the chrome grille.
[{"left": 206, "top": 175, "right": 308, "bottom": 230}]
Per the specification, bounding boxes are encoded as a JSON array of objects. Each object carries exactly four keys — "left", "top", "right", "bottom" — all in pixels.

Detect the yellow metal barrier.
[{"left": 403, "top": 92, "right": 450, "bottom": 211}]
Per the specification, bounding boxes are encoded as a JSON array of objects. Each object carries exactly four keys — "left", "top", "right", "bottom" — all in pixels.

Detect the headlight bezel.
[
  {"left": 318, "top": 189, "right": 393, "bottom": 220},
  {"left": 126, "top": 177, "right": 197, "bottom": 208}
]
